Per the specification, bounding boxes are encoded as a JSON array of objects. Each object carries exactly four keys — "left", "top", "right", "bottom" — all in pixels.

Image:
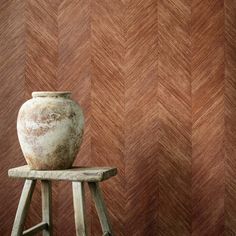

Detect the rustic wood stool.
[{"left": 8, "top": 165, "right": 117, "bottom": 236}]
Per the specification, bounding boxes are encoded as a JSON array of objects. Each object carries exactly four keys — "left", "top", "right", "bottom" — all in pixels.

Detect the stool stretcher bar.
[{"left": 23, "top": 222, "right": 48, "bottom": 236}]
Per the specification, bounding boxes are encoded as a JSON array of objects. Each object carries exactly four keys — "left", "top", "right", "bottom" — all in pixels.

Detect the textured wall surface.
[{"left": 0, "top": 0, "right": 236, "bottom": 235}]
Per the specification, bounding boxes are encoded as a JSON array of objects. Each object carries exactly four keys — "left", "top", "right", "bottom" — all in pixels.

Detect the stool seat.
[
  {"left": 8, "top": 165, "right": 117, "bottom": 182},
  {"left": 9, "top": 165, "right": 116, "bottom": 236}
]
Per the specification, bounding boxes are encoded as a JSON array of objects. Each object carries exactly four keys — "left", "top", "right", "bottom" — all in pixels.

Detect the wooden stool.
[{"left": 8, "top": 165, "right": 117, "bottom": 236}]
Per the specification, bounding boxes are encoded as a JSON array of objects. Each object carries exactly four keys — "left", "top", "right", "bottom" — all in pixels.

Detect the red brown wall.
[{"left": 0, "top": 0, "right": 235, "bottom": 235}]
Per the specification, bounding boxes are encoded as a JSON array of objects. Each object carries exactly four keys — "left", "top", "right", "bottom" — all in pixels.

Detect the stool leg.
[
  {"left": 11, "top": 179, "right": 36, "bottom": 236},
  {"left": 88, "top": 182, "right": 113, "bottom": 236},
  {"left": 41, "top": 180, "right": 53, "bottom": 236},
  {"left": 72, "top": 182, "right": 87, "bottom": 236}
]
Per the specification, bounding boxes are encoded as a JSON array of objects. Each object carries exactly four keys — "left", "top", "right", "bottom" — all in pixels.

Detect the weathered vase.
[{"left": 17, "top": 91, "right": 84, "bottom": 170}]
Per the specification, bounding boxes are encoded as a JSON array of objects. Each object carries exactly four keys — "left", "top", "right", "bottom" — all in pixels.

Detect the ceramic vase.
[{"left": 17, "top": 91, "right": 84, "bottom": 170}]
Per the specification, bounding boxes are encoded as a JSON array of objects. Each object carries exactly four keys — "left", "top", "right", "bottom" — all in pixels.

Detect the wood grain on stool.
[
  {"left": 8, "top": 166, "right": 117, "bottom": 182},
  {"left": 11, "top": 180, "right": 36, "bottom": 236},
  {"left": 9, "top": 165, "right": 116, "bottom": 236},
  {"left": 41, "top": 180, "right": 52, "bottom": 236},
  {"left": 88, "top": 182, "right": 113, "bottom": 235},
  {"left": 72, "top": 182, "right": 87, "bottom": 236}
]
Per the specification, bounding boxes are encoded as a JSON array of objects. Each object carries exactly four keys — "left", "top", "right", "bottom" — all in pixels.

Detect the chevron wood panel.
[
  {"left": 125, "top": 0, "right": 159, "bottom": 235},
  {"left": 58, "top": 0, "right": 91, "bottom": 235},
  {"left": 192, "top": 0, "right": 225, "bottom": 235},
  {"left": 158, "top": 0, "right": 191, "bottom": 235},
  {"left": 1, "top": 0, "right": 236, "bottom": 236},
  {"left": 0, "top": 1, "right": 25, "bottom": 235},
  {"left": 58, "top": 0, "right": 91, "bottom": 170},
  {"left": 25, "top": 0, "right": 60, "bottom": 96},
  {"left": 91, "top": 0, "right": 125, "bottom": 235},
  {"left": 225, "top": 0, "right": 236, "bottom": 235}
]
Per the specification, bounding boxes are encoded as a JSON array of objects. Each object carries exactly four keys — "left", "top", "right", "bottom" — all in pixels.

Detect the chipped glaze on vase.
[{"left": 17, "top": 91, "right": 84, "bottom": 170}]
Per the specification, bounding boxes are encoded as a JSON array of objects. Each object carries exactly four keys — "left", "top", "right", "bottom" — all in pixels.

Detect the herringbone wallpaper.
[{"left": 0, "top": 0, "right": 235, "bottom": 235}]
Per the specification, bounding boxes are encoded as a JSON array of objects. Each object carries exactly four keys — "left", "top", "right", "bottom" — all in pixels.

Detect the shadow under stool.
[{"left": 8, "top": 165, "right": 117, "bottom": 236}]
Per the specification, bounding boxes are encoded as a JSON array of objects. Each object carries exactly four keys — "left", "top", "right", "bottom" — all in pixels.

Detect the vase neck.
[{"left": 32, "top": 91, "right": 71, "bottom": 99}]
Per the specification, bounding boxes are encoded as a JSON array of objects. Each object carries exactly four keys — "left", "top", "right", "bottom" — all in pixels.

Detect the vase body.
[{"left": 17, "top": 91, "right": 84, "bottom": 170}]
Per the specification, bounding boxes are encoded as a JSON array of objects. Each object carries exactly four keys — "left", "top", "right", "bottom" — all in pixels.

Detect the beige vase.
[{"left": 17, "top": 91, "right": 84, "bottom": 170}]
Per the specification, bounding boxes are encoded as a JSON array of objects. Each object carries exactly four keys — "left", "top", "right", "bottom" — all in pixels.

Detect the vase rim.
[{"left": 32, "top": 91, "right": 71, "bottom": 98}]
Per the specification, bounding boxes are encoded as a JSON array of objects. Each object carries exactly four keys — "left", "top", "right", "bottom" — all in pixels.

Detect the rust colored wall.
[{"left": 0, "top": 0, "right": 236, "bottom": 235}]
